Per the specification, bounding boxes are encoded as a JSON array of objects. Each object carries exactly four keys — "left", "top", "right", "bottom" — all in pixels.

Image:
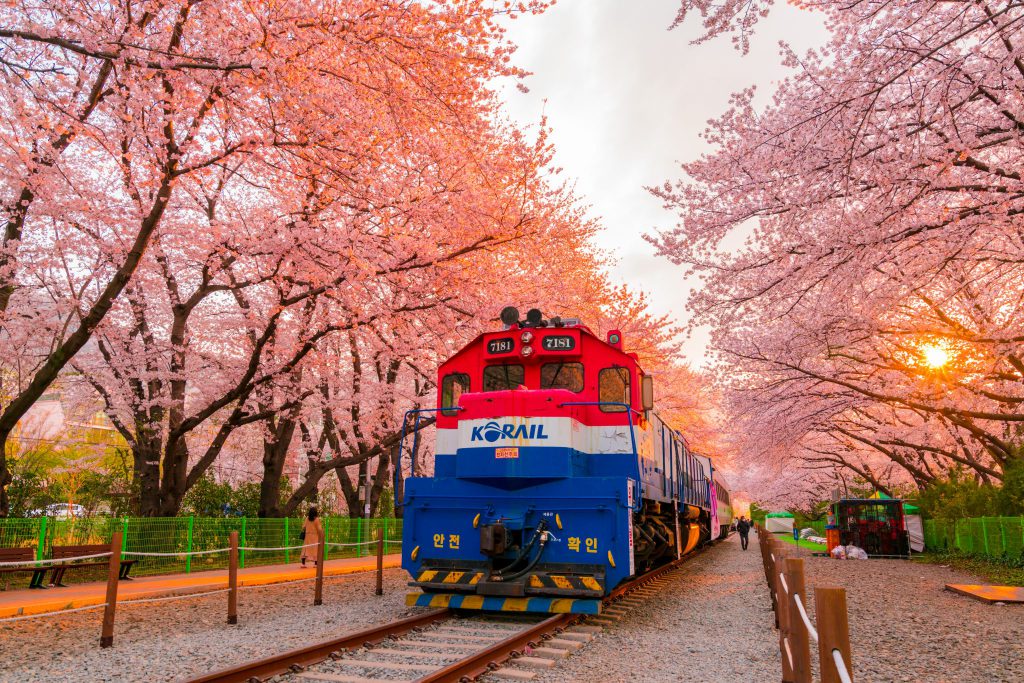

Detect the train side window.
[
  {"left": 483, "top": 364, "right": 525, "bottom": 392},
  {"left": 541, "top": 362, "right": 584, "bottom": 392},
  {"left": 441, "top": 373, "right": 470, "bottom": 416},
  {"left": 598, "top": 367, "right": 630, "bottom": 412}
]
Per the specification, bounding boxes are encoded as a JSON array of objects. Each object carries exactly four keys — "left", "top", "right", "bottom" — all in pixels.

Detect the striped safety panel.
[
  {"left": 414, "top": 570, "right": 484, "bottom": 587},
  {"left": 405, "top": 592, "right": 603, "bottom": 614},
  {"left": 526, "top": 574, "right": 603, "bottom": 595}
]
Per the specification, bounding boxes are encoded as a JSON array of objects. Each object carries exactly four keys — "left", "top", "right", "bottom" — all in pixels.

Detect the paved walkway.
[{"left": 0, "top": 553, "right": 401, "bottom": 618}]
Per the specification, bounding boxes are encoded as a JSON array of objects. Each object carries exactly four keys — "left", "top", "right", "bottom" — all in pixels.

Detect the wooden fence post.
[
  {"left": 376, "top": 527, "right": 384, "bottom": 596},
  {"left": 785, "top": 558, "right": 812, "bottom": 683},
  {"left": 227, "top": 531, "right": 238, "bottom": 625},
  {"left": 99, "top": 531, "right": 122, "bottom": 648},
  {"left": 313, "top": 530, "right": 325, "bottom": 606},
  {"left": 816, "top": 586, "right": 853, "bottom": 683},
  {"left": 774, "top": 543, "right": 794, "bottom": 682}
]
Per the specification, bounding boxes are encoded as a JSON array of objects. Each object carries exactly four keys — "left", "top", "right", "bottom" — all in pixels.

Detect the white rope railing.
[
  {"left": 122, "top": 548, "right": 230, "bottom": 557},
  {"left": 783, "top": 636, "right": 793, "bottom": 668},
  {"left": 325, "top": 540, "right": 377, "bottom": 548},
  {"left": 791, "top": 592, "right": 819, "bottom": 642},
  {"left": 833, "top": 649, "right": 854, "bottom": 683},
  {"left": 119, "top": 588, "right": 232, "bottom": 605},
  {"left": 0, "top": 603, "right": 108, "bottom": 623},
  {"left": 779, "top": 572, "right": 789, "bottom": 593},
  {"left": 239, "top": 543, "right": 318, "bottom": 552},
  {"left": 0, "top": 552, "right": 112, "bottom": 567}
]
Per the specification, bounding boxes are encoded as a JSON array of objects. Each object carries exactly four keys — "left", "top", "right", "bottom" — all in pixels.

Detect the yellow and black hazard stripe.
[
  {"left": 526, "top": 573, "right": 603, "bottom": 596},
  {"left": 405, "top": 592, "right": 602, "bottom": 614},
  {"left": 411, "top": 569, "right": 485, "bottom": 591}
]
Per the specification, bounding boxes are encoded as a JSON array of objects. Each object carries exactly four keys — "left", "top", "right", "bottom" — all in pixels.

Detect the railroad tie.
[
  {"left": 528, "top": 646, "right": 571, "bottom": 659},
  {"left": 364, "top": 648, "right": 461, "bottom": 659},
  {"left": 569, "top": 624, "right": 603, "bottom": 634},
  {"left": 297, "top": 673, "right": 413, "bottom": 683},
  {"left": 512, "top": 656, "right": 558, "bottom": 669},
  {"left": 328, "top": 659, "right": 436, "bottom": 671},
  {"left": 556, "top": 632, "right": 595, "bottom": 642},
  {"left": 490, "top": 668, "right": 538, "bottom": 680},
  {"left": 545, "top": 638, "right": 585, "bottom": 651}
]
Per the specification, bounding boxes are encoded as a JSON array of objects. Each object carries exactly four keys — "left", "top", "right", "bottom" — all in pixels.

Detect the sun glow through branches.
[{"left": 921, "top": 344, "right": 950, "bottom": 369}]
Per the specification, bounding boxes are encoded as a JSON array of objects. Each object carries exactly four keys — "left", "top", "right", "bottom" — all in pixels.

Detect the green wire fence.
[
  {"left": 0, "top": 516, "right": 403, "bottom": 580},
  {"left": 923, "top": 516, "right": 1024, "bottom": 562}
]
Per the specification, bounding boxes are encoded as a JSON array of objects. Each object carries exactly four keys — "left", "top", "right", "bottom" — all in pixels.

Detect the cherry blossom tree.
[
  {"left": 0, "top": 0, "right": 552, "bottom": 514},
  {"left": 658, "top": 0, "right": 1024, "bottom": 502}
]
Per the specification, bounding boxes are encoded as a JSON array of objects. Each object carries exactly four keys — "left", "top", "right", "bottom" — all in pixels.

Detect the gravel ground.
[
  {"left": 793, "top": 545, "right": 1024, "bottom": 683},
  {"left": 528, "top": 534, "right": 780, "bottom": 683},
  {"left": 0, "top": 568, "right": 416, "bottom": 682}
]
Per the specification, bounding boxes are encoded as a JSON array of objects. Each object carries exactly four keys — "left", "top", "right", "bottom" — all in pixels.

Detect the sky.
[{"left": 499, "top": 1, "right": 830, "bottom": 365}]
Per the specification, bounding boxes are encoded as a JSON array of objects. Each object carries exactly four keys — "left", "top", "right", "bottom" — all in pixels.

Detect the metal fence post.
[
  {"left": 982, "top": 517, "right": 990, "bottom": 557},
  {"left": 36, "top": 517, "right": 48, "bottom": 561},
  {"left": 240, "top": 517, "right": 247, "bottom": 569},
  {"left": 100, "top": 531, "right": 122, "bottom": 648},
  {"left": 185, "top": 516, "right": 194, "bottom": 573},
  {"left": 357, "top": 517, "right": 363, "bottom": 557},
  {"left": 323, "top": 516, "right": 331, "bottom": 562},
  {"left": 121, "top": 517, "right": 128, "bottom": 554},
  {"left": 284, "top": 517, "right": 291, "bottom": 565}
]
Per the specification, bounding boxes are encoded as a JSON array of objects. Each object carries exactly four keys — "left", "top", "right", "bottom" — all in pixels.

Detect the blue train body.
[{"left": 400, "top": 313, "right": 731, "bottom": 614}]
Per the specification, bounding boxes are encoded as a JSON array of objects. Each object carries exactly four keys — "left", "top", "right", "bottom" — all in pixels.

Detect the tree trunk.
[{"left": 259, "top": 415, "right": 298, "bottom": 517}]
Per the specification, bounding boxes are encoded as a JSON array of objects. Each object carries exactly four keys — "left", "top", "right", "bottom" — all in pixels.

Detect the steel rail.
[
  {"left": 184, "top": 609, "right": 451, "bottom": 683},
  {"left": 186, "top": 545, "right": 710, "bottom": 683}
]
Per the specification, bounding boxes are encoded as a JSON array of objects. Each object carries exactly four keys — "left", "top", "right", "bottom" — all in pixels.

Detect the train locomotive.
[{"left": 399, "top": 307, "right": 733, "bottom": 614}]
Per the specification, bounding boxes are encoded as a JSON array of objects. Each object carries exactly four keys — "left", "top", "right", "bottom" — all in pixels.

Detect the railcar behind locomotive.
[{"left": 398, "top": 307, "right": 732, "bottom": 614}]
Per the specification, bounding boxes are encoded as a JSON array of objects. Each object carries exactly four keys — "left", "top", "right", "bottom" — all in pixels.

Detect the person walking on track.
[
  {"left": 736, "top": 516, "right": 751, "bottom": 550},
  {"left": 301, "top": 507, "right": 323, "bottom": 567}
]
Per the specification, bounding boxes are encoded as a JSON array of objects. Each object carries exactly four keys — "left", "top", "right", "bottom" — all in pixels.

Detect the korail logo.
[{"left": 470, "top": 421, "right": 549, "bottom": 443}]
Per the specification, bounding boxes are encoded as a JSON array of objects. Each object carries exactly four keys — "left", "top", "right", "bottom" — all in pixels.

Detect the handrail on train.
[{"left": 394, "top": 406, "right": 461, "bottom": 509}]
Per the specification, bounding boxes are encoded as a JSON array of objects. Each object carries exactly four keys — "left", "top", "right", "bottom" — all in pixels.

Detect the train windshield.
[
  {"left": 598, "top": 367, "right": 631, "bottom": 412},
  {"left": 540, "top": 362, "right": 584, "bottom": 392},
  {"left": 482, "top": 364, "right": 525, "bottom": 392},
  {"left": 440, "top": 373, "right": 470, "bottom": 416}
]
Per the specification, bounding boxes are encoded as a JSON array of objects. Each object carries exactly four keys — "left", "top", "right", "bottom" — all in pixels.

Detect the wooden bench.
[
  {"left": 0, "top": 547, "right": 47, "bottom": 589},
  {"left": 48, "top": 544, "right": 137, "bottom": 587}
]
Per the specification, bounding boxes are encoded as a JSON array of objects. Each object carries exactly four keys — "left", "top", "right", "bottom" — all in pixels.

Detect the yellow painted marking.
[
  {"left": 460, "top": 595, "right": 486, "bottom": 609},
  {"left": 442, "top": 571, "right": 465, "bottom": 584},
  {"left": 404, "top": 593, "right": 420, "bottom": 606},
  {"left": 473, "top": 513, "right": 481, "bottom": 528},
  {"left": 581, "top": 577, "right": 602, "bottom": 591},
  {"left": 528, "top": 575, "right": 545, "bottom": 588},
  {"left": 550, "top": 599, "right": 576, "bottom": 613},
  {"left": 502, "top": 598, "right": 530, "bottom": 612},
  {"left": 552, "top": 575, "right": 574, "bottom": 590},
  {"left": 410, "top": 545, "right": 420, "bottom": 560},
  {"left": 429, "top": 594, "right": 451, "bottom": 608},
  {"left": 607, "top": 550, "right": 616, "bottom": 568},
  {"left": 555, "top": 514, "right": 563, "bottom": 530},
  {"left": 417, "top": 570, "right": 438, "bottom": 583},
  {"left": 469, "top": 572, "right": 484, "bottom": 585}
]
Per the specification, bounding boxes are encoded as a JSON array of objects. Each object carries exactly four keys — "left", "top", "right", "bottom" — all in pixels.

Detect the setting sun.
[{"left": 922, "top": 344, "right": 950, "bottom": 369}]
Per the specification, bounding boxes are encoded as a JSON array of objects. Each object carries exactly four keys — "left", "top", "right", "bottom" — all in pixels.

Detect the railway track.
[{"left": 187, "top": 551, "right": 703, "bottom": 683}]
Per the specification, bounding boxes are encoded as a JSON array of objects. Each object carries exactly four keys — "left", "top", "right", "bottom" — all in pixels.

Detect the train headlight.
[
  {"left": 520, "top": 331, "right": 534, "bottom": 344},
  {"left": 521, "top": 345, "right": 534, "bottom": 358}
]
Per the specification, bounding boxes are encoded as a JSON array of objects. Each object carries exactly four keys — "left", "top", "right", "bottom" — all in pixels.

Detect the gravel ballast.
[
  {"left": 795, "top": 546, "right": 1024, "bottom": 682},
  {"left": 529, "top": 534, "right": 780, "bottom": 683},
  {"left": 0, "top": 568, "right": 416, "bottom": 682}
]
